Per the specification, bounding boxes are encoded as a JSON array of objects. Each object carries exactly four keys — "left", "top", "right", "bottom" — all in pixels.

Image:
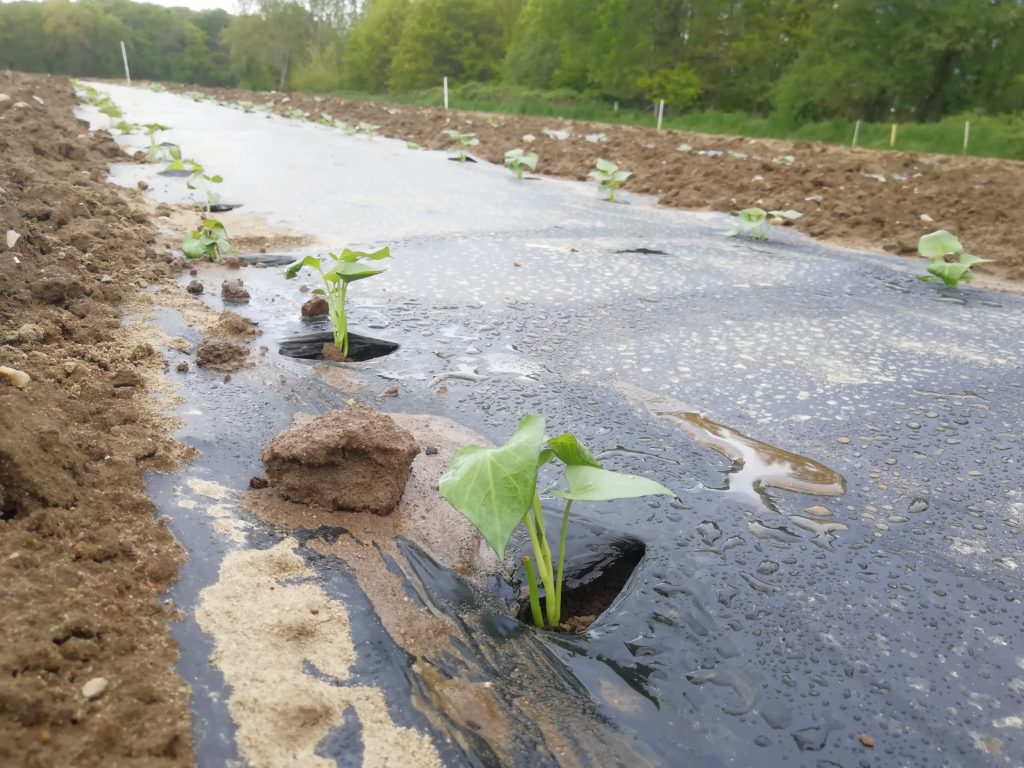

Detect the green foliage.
[
  {"left": 734, "top": 207, "right": 769, "bottom": 240},
  {"left": 504, "top": 148, "right": 539, "bottom": 179},
  {"left": 387, "top": 0, "right": 512, "bottom": 92},
  {"left": 165, "top": 149, "right": 223, "bottom": 214},
  {"left": 357, "top": 121, "right": 379, "bottom": 137},
  {"left": 443, "top": 129, "right": 479, "bottom": 161},
  {"left": 284, "top": 247, "right": 391, "bottom": 358},
  {"left": 917, "top": 230, "right": 992, "bottom": 288},
  {"left": 439, "top": 414, "right": 673, "bottom": 629},
  {"left": 587, "top": 158, "right": 630, "bottom": 202},
  {"left": 181, "top": 219, "right": 231, "bottom": 261},
  {"left": 731, "top": 208, "right": 802, "bottom": 240},
  {"left": 635, "top": 65, "right": 702, "bottom": 110},
  {"left": 113, "top": 120, "right": 136, "bottom": 135},
  {"left": 341, "top": 0, "right": 410, "bottom": 92}
]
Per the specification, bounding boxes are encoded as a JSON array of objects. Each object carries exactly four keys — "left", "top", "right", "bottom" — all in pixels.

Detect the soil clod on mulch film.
[
  {"left": 162, "top": 81, "right": 1024, "bottom": 287},
  {"left": 1, "top": 71, "right": 194, "bottom": 767}
]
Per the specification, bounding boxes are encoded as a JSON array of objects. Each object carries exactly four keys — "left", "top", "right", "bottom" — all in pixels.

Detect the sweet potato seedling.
[
  {"left": 284, "top": 247, "right": 391, "bottom": 359},
  {"left": 166, "top": 149, "right": 223, "bottom": 214},
  {"left": 357, "top": 122, "right": 379, "bottom": 137},
  {"left": 504, "top": 148, "right": 539, "bottom": 179},
  {"left": 113, "top": 120, "right": 136, "bottom": 135},
  {"left": 181, "top": 218, "right": 231, "bottom": 261},
  {"left": 588, "top": 159, "right": 631, "bottom": 202},
  {"left": 444, "top": 130, "right": 479, "bottom": 161},
  {"left": 917, "top": 230, "right": 991, "bottom": 288},
  {"left": 439, "top": 415, "right": 673, "bottom": 630},
  {"left": 731, "top": 207, "right": 802, "bottom": 240}
]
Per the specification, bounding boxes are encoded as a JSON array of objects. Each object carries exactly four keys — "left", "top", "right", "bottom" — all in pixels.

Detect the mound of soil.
[
  {"left": 195, "top": 339, "right": 249, "bottom": 371},
  {"left": 0, "top": 72, "right": 192, "bottom": 766},
  {"left": 261, "top": 404, "right": 419, "bottom": 514},
  {"left": 164, "top": 81, "right": 1024, "bottom": 285}
]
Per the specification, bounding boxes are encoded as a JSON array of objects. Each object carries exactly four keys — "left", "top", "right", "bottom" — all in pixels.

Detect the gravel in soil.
[
  {"left": 163, "top": 82, "right": 1024, "bottom": 286},
  {"left": 0, "top": 72, "right": 193, "bottom": 766}
]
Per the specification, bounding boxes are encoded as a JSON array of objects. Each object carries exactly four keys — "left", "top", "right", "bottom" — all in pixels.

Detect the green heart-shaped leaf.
[
  {"left": 553, "top": 465, "right": 674, "bottom": 502},
  {"left": 547, "top": 433, "right": 601, "bottom": 468},
  {"left": 918, "top": 230, "right": 962, "bottom": 259},
  {"left": 438, "top": 414, "right": 546, "bottom": 559}
]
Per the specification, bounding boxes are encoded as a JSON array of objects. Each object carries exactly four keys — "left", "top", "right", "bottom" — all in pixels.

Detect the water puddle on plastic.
[{"left": 616, "top": 382, "right": 846, "bottom": 525}]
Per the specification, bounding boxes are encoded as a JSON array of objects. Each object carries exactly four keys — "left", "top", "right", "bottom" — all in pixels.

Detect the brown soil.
[
  {"left": 163, "top": 82, "right": 1024, "bottom": 286},
  {"left": 194, "top": 339, "right": 250, "bottom": 371},
  {"left": 0, "top": 72, "right": 193, "bottom": 766},
  {"left": 260, "top": 404, "right": 419, "bottom": 514}
]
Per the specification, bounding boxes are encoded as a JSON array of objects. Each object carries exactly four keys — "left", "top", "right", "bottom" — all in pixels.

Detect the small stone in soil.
[
  {"left": 175, "top": 361, "right": 189, "bottom": 373},
  {"left": 423, "top": 445, "right": 438, "bottom": 456},
  {"left": 189, "top": 268, "right": 198, "bottom": 276},
  {"left": 301, "top": 295, "right": 329, "bottom": 317},
  {"left": 249, "top": 476, "right": 269, "bottom": 489},
  {"left": 186, "top": 280, "right": 204, "bottom": 294},
  {"left": 82, "top": 677, "right": 108, "bottom": 700},
  {"left": 378, "top": 385, "right": 398, "bottom": 398},
  {"left": 221, "top": 279, "right": 250, "bottom": 302}
]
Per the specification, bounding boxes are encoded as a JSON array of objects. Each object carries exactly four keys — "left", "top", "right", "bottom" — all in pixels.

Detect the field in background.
[{"left": 327, "top": 83, "right": 1024, "bottom": 162}]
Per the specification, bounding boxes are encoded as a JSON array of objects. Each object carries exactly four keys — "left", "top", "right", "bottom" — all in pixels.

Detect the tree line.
[{"left": 2, "top": 0, "right": 1023, "bottom": 122}]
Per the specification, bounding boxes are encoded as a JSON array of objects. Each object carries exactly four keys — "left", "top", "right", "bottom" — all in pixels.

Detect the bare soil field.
[
  {"left": 164, "top": 82, "right": 1024, "bottom": 286},
  {"left": 0, "top": 71, "right": 193, "bottom": 767}
]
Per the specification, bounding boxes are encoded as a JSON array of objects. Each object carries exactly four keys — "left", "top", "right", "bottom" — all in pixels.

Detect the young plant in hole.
[
  {"left": 181, "top": 218, "right": 231, "bottom": 261},
  {"left": 444, "top": 129, "right": 479, "bottom": 161},
  {"left": 166, "top": 150, "right": 223, "bottom": 214},
  {"left": 142, "top": 122, "right": 169, "bottom": 154},
  {"left": 588, "top": 159, "right": 631, "bottom": 202},
  {"left": 284, "top": 247, "right": 391, "bottom": 359},
  {"left": 439, "top": 415, "right": 674, "bottom": 630},
  {"left": 731, "top": 207, "right": 802, "bottom": 240},
  {"left": 357, "top": 122, "right": 379, "bottom": 137},
  {"left": 917, "top": 230, "right": 991, "bottom": 288},
  {"left": 113, "top": 120, "right": 136, "bottom": 135},
  {"left": 504, "top": 148, "right": 539, "bottom": 179}
]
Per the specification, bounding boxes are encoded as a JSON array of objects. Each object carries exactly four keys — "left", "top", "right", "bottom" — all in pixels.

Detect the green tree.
[
  {"left": 341, "top": 0, "right": 410, "bottom": 92},
  {"left": 388, "top": 0, "right": 515, "bottom": 92}
]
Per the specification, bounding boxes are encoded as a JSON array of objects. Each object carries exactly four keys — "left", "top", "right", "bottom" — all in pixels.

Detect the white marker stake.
[
  {"left": 890, "top": 123, "right": 898, "bottom": 147},
  {"left": 120, "top": 40, "right": 131, "bottom": 85},
  {"left": 852, "top": 119, "right": 861, "bottom": 147},
  {"left": 443, "top": 76, "right": 448, "bottom": 110},
  {"left": 963, "top": 120, "right": 970, "bottom": 154},
  {"left": 657, "top": 99, "right": 665, "bottom": 131}
]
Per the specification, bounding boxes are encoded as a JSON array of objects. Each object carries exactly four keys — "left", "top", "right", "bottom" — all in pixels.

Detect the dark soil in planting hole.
[
  {"left": 517, "top": 540, "right": 645, "bottom": 633},
  {"left": 208, "top": 202, "right": 242, "bottom": 213},
  {"left": 158, "top": 168, "right": 192, "bottom": 177},
  {"left": 277, "top": 330, "right": 398, "bottom": 362},
  {"left": 238, "top": 254, "right": 297, "bottom": 267}
]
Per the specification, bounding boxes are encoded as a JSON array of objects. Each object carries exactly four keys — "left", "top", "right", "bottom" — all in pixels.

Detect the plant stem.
[
  {"left": 523, "top": 505, "right": 556, "bottom": 627},
  {"left": 530, "top": 492, "right": 561, "bottom": 627},
  {"left": 338, "top": 282, "right": 349, "bottom": 357},
  {"left": 554, "top": 499, "right": 573, "bottom": 619},
  {"left": 523, "top": 556, "right": 543, "bottom": 627}
]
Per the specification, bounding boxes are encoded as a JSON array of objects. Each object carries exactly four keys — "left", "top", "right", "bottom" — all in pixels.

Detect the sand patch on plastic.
[{"left": 195, "top": 538, "right": 441, "bottom": 768}]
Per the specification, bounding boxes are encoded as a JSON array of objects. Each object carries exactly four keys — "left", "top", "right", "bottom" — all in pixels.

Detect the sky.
[{"left": 0, "top": 0, "right": 241, "bottom": 12}]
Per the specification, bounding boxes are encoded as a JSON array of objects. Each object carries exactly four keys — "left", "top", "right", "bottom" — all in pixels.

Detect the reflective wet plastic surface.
[{"left": 86, "top": 83, "right": 1024, "bottom": 767}]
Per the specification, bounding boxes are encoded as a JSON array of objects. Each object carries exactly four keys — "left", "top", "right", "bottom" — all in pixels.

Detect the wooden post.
[
  {"left": 890, "top": 123, "right": 898, "bottom": 147},
  {"left": 443, "top": 76, "right": 448, "bottom": 110},
  {"left": 120, "top": 41, "right": 131, "bottom": 85},
  {"left": 963, "top": 120, "right": 971, "bottom": 154},
  {"left": 851, "top": 119, "right": 861, "bottom": 147},
  {"left": 657, "top": 99, "right": 665, "bottom": 130}
]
